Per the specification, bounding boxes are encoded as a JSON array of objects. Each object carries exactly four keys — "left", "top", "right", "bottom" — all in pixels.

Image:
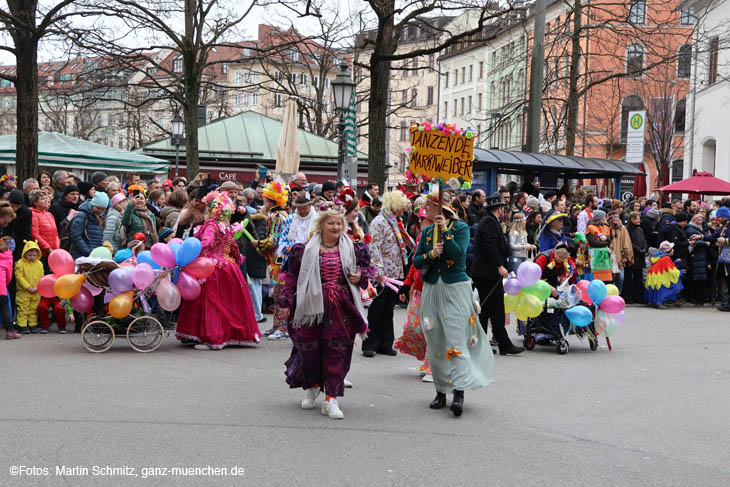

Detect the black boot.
[
  {"left": 499, "top": 344, "right": 525, "bottom": 355},
  {"left": 450, "top": 390, "right": 464, "bottom": 417},
  {"left": 429, "top": 392, "right": 446, "bottom": 409}
]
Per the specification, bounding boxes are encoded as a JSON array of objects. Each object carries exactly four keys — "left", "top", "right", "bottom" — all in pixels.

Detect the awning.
[
  {"left": 474, "top": 149, "right": 645, "bottom": 178},
  {"left": 0, "top": 131, "right": 170, "bottom": 176}
]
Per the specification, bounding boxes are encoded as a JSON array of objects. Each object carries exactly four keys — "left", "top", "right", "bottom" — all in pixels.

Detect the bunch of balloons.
[
  {"left": 565, "top": 279, "right": 626, "bottom": 337},
  {"left": 503, "top": 262, "right": 551, "bottom": 321}
]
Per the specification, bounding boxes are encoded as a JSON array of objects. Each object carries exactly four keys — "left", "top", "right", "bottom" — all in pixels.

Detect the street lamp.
[
  {"left": 171, "top": 115, "right": 185, "bottom": 177},
  {"left": 331, "top": 62, "right": 355, "bottom": 181}
]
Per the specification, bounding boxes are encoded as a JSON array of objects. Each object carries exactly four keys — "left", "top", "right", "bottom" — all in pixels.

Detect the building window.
[
  {"left": 626, "top": 44, "right": 644, "bottom": 76},
  {"left": 399, "top": 153, "right": 407, "bottom": 171},
  {"left": 172, "top": 56, "right": 183, "bottom": 73},
  {"left": 490, "top": 82, "right": 496, "bottom": 107},
  {"left": 674, "top": 98, "right": 686, "bottom": 132},
  {"left": 709, "top": 37, "right": 719, "bottom": 85},
  {"left": 628, "top": 0, "right": 646, "bottom": 24},
  {"left": 461, "top": 66, "right": 466, "bottom": 83},
  {"left": 428, "top": 54, "right": 435, "bottom": 71},
  {"left": 402, "top": 90, "right": 408, "bottom": 105},
  {"left": 274, "top": 93, "right": 284, "bottom": 107},
  {"left": 469, "top": 65, "right": 473, "bottom": 82},
  {"left": 251, "top": 93, "right": 258, "bottom": 105},
  {"left": 454, "top": 69, "right": 458, "bottom": 85},
  {"left": 677, "top": 44, "right": 692, "bottom": 78},
  {"left": 222, "top": 63, "right": 229, "bottom": 74},
  {"left": 234, "top": 71, "right": 242, "bottom": 85},
  {"left": 400, "top": 121, "right": 408, "bottom": 141},
  {"left": 620, "top": 94, "right": 644, "bottom": 142},
  {"left": 467, "top": 95, "right": 472, "bottom": 114},
  {"left": 427, "top": 86, "right": 434, "bottom": 106},
  {"left": 411, "top": 88, "right": 417, "bottom": 107},
  {"left": 478, "top": 93, "right": 482, "bottom": 111},
  {"left": 479, "top": 61, "right": 484, "bottom": 79},
  {"left": 233, "top": 94, "right": 239, "bottom": 107},
  {"left": 444, "top": 101, "right": 448, "bottom": 118},
  {"left": 491, "top": 52, "right": 497, "bottom": 70},
  {"left": 460, "top": 97, "right": 464, "bottom": 115},
  {"left": 680, "top": 7, "right": 695, "bottom": 25},
  {"left": 453, "top": 102, "right": 457, "bottom": 117},
  {"left": 444, "top": 72, "right": 449, "bottom": 88}
]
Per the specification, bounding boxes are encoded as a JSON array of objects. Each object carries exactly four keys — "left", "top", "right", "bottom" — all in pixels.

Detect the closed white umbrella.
[{"left": 275, "top": 97, "right": 300, "bottom": 176}]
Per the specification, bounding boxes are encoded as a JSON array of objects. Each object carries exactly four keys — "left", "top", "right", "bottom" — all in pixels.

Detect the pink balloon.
[
  {"left": 133, "top": 263, "right": 156, "bottom": 290},
  {"left": 576, "top": 280, "right": 593, "bottom": 305},
  {"left": 83, "top": 282, "right": 103, "bottom": 296},
  {"left": 150, "top": 243, "right": 176, "bottom": 268},
  {"left": 184, "top": 257, "right": 215, "bottom": 279},
  {"left": 177, "top": 271, "right": 201, "bottom": 300},
  {"left": 599, "top": 295, "right": 625, "bottom": 314},
  {"left": 38, "top": 274, "right": 58, "bottom": 298},
  {"left": 503, "top": 277, "right": 523, "bottom": 296},
  {"left": 516, "top": 261, "right": 541, "bottom": 288},
  {"left": 49, "top": 249, "right": 74, "bottom": 276},
  {"left": 70, "top": 286, "right": 93, "bottom": 313},
  {"left": 611, "top": 310, "right": 626, "bottom": 326},
  {"left": 169, "top": 238, "right": 184, "bottom": 245},
  {"left": 157, "top": 277, "right": 181, "bottom": 311}
]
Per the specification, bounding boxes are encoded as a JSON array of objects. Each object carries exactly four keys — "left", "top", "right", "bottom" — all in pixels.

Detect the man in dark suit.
[{"left": 471, "top": 193, "right": 524, "bottom": 355}]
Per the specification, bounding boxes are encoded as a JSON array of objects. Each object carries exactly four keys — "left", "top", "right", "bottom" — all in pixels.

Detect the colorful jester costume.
[{"left": 644, "top": 242, "right": 684, "bottom": 305}]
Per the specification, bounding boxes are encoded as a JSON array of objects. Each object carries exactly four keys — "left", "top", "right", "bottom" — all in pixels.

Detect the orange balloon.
[
  {"left": 53, "top": 274, "right": 86, "bottom": 299},
  {"left": 109, "top": 291, "right": 134, "bottom": 319}
]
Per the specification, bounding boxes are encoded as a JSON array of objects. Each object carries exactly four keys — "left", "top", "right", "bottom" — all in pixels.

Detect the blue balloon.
[
  {"left": 168, "top": 241, "right": 182, "bottom": 263},
  {"left": 177, "top": 237, "right": 202, "bottom": 267},
  {"left": 587, "top": 280, "right": 607, "bottom": 305},
  {"left": 565, "top": 305, "right": 593, "bottom": 327},
  {"left": 137, "top": 250, "right": 161, "bottom": 269},
  {"left": 113, "top": 248, "right": 133, "bottom": 263}
]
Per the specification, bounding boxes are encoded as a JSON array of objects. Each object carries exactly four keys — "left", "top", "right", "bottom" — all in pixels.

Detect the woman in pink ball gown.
[{"left": 175, "top": 190, "right": 260, "bottom": 349}]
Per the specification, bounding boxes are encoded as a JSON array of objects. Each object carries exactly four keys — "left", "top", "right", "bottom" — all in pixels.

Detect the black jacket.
[
  {"left": 49, "top": 199, "right": 78, "bottom": 229},
  {"left": 471, "top": 212, "right": 507, "bottom": 280},
  {"left": 686, "top": 223, "right": 709, "bottom": 280},
  {"left": 666, "top": 223, "right": 689, "bottom": 269},
  {"left": 466, "top": 203, "right": 483, "bottom": 226},
  {"left": 9, "top": 205, "right": 32, "bottom": 261},
  {"left": 626, "top": 221, "right": 648, "bottom": 269},
  {"left": 244, "top": 214, "right": 267, "bottom": 279},
  {"left": 640, "top": 215, "right": 659, "bottom": 248}
]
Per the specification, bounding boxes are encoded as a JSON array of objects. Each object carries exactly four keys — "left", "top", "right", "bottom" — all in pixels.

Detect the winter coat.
[
  {"left": 244, "top": 213, "right": 267, "bottom": 279},
  {"left": 586, "top": 221, "right": 611, "bottom": 248},
  {"left": 49, "top": 199, "right": 78, "bottom": 228},
  {"left": 471, "top": 212, "right": 507, "bottom": 281},
  {"left": 70, "top": 200, "right": 106, "bottom": 259},
  {"left": 686, "top": 223, "right": 709, "bottom": 281},
  {"left": 640, "top": 214, "right": 659, "bottom": 249},
  {"left": 8, "top": 205, "right": 32, "bottom": 262},
  {"left": 160, "top": 206, "right": 181, "bottom": 230},
  {"left": 466, "top": 203, "right": 483, "bottom": 226},
  {"left": 609, "top": 223, "right": 634, "bottom": 268},
  {"left": 103, "top": 207, "right": 124, "bottom": 253},
  {"left": 666, "top": 223, "right": 690, "bottom": 269},
  {"left": 538, "top": 228, "right": 567, "bottom": 253},
  {"left": 121, "top": 203, "right": 157, "bottom": 244},
  {"left": 0, "top": 249, "right": 13, "bottom": 295},
  {"left": 657, "top": 209, "right": 675, "bottom": 242},
  {"left": 626, "top": 221, "right": 648, "bottom": 269},
  {"left": 30, "top": 207, "right": 60, "bottom": 256},
  {"left": 15, "top": 240, "right": 44, "bottom": 292}
]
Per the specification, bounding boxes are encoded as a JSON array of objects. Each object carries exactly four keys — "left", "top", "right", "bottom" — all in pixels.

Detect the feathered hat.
[
  {"left": 262, "top": 181, "right": 289, "bottom": 207},
  {"left": 334, "top": 186, "right": 359, "bottom": 214}
]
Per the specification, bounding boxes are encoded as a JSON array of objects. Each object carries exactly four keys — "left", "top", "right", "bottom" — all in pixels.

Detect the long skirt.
[
  {"left": 176, "top": 261, "right": 260, "bottom": 348},
  {"left": 421, "top": 279, "right": 494, "bottom": 394},
  {"left": 394, "top": 291, "right": 427, "bottom": 361}
]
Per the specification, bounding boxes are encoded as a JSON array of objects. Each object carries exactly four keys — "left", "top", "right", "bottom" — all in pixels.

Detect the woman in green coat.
[
  {"left": 121, "top": 185, "right": 158, "bottom": 247},
  {"left": 412, "top": 189, "right": 494, "bottom": 417}
]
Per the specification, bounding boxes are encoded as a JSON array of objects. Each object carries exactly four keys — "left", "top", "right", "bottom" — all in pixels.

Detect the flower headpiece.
[
  {"left": 202, "top": 190, "right": 235, "bottom": 221},
  {"left": 0, "top": 174, "right": 15, "bottom": 183},
  {"left": 262, "top": 180, "right": 288, "bottom": 208},
  {"left": 127, "top": 184, "right": 146, "bottom": 197},
  {"left": 334, "top": 186, "right": 358, "bottom": 213}
]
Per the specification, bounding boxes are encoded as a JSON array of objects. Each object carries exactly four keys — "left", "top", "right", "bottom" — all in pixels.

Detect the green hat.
[{"left": 573, "top": 232, "right": 586, "bottom": 243}]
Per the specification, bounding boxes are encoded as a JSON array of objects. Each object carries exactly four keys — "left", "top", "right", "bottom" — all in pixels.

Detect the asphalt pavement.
[{"left": 0, "top": 305, "right": 729, "bottom": 486}]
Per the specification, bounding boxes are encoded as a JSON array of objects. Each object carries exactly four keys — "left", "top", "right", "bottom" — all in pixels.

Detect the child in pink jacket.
[{"left": 0, "top": 238, "right": 19, "bottom": 339}]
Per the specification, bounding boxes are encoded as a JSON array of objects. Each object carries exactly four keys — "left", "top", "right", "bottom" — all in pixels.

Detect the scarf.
[
  {"left": 134, "top": 207, "right": 159, "bottom": 244},
  {"left": 381, "top": 210, "right": 408, "bottom": 266},
  {"left": 292, "top": 233, "right": 366, "bottom": 328},
  {"left": 287, "top": 206, "right": 317, "bottom": 244}
]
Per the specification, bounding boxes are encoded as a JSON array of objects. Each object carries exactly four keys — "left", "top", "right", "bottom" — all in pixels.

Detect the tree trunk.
[
  {"left": 182, "top": 0, "right": 200, "bottom": 178},
  {"left": 565, "top": 0, "right": 582, "bottom": 156},
  {"left": 12, "top": 7, "right": 39, "bottom": 182}
]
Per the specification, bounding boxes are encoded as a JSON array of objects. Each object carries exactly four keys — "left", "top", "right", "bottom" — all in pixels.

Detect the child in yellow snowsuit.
[{"left": 15, "top": 240, "right": 44, "bottom": 333}]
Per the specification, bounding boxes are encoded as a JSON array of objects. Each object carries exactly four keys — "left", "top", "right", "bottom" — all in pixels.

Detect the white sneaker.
[
  {"left": 344, "top": 379, "right": 353, "bottom": 388},
  {"left": 421, "top": 374, "right": 434, "bottom": 383},
  {"left": 194, "top": 344, "right": 212, "bottom": 350},
  {"left": 301, "top": 388, "right": 320, "bottom": 409},
  {"left": 267, "top": 329, "right": 289, "bottom": 340},
  {"left": 321, "top": 397, "right": 344, "bottom": 419}
]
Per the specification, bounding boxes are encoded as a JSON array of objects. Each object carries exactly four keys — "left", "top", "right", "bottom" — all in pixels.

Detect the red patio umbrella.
[
  {"left": 632, "top": 163, "right": 647, "bottom": 198},
  {"left": 656, "top": 171, "right": 730, "bottom": 195}
]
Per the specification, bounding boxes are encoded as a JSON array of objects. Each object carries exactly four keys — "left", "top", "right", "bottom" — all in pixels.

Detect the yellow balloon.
[
  {"left": 53, "top": 273, "right": 86, "bottom": 299},
  {"left": 109, "top": 291, "right": 134, "bottom": 319},
  {"left": 515, "top": 306, "right": 529, "bottom": 322},
  {"left": 504, "top": 293, "right": 520, "bottom": 313},
  {"left": 606, "top": 284, "right": 620, "bottom": 296},
  {"left": 520, "top": 293, "right": 543, "bottom": 318}
]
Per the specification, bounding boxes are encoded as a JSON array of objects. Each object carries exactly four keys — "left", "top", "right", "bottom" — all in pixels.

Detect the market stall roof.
[
  {"left": 0, "top": 131, "right": 170, "bottom": 175},
  {"left": 656, "top": 171, "right": 730, "bottom": 195},
  {"left": 474, "top": 148, "right": 645, "bottom": 178},
  {"left": 142, "top": 110, "right": 368, "bottom": 164}
]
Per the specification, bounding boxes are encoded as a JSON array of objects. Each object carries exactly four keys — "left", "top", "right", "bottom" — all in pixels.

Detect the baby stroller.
[
  {"left": 520, "top": 279, "right": 598, "bottom": 355},
  {"left": 77, "top": 260, "right": 173, "bottom": 353}
]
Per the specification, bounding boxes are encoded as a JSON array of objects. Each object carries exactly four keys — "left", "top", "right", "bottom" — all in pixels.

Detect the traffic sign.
[{"left": 626, "top": 110, "right": 646, "bottom": 163}]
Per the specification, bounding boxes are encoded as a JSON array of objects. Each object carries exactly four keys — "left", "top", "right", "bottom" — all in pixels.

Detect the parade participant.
[
  {"left": 277, "top": 192, "right": 317, "bottom": 266},
  {"left": 535, "top": 245, "right": 576, "bottom": 296},
  {"left": 395, "top": 207, "right": 433, "bottom": 382},
  {"left": 278, "top": 208, "right": 372, "bottom": 419},
  {"left": 176, "top": 191, "right": 260, "bottom": 349},
  {"left": 254, "top": 181, "right": 289, "bottom": 339},
  {"left": 645, "top": 241, "right": 684, "bottom": 310},
  {"left": 585, "top": 209, "right": 613, "bottom": 283},
  {"left": 413, "top": 188, "right": 494, "bottom": 417},
  {"left": 362, "top": 190, "right": 409, "bottom": 358},
  {"left": 471, "top": 193, "right": 524, "bottom": 356},
  {"left": 537, "top": 212, "right": 568, "bottom": 252}
]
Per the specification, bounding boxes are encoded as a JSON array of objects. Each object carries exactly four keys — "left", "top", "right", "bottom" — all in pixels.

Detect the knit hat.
[
  {"left": 525, "top": 195, "right": 540, "bottom": 210},
  {"left": 659, "top": 241, "right": 674, "bottom": 253},
  {"left": 110, "top": 192, "right": 127, "bottom": 207},
  {"left": 322, "top": 181, "right": 336, "bottom": 194},
  {"left": 8, "top": 189, "right": 24, "bottom": 205},
  {"left": 63, "top": 184, "right": 79, "bottom": 197},
  {"left": 158, "top": 227, "right": 174, "bottom": 241},
  {"left": 90, "top": 191, "right": 109, "bottom": 208},
  {"left": 592, "top": 209, "right": 607, "bottom": 221},
  {"left": 77, "top": 181, "right": 94, "bottom": 197},
  {"left": 716, "top": 206, "right": 730, "bottom": 219},
  {"left": 91, "top": 171, "right": 108, "bottom": 186},
  {"left": 161, "top": 179, "right": 173, "bottom": 189},
  {"left": 675, "top": 211, "right": 690, "bottom": 222}
]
